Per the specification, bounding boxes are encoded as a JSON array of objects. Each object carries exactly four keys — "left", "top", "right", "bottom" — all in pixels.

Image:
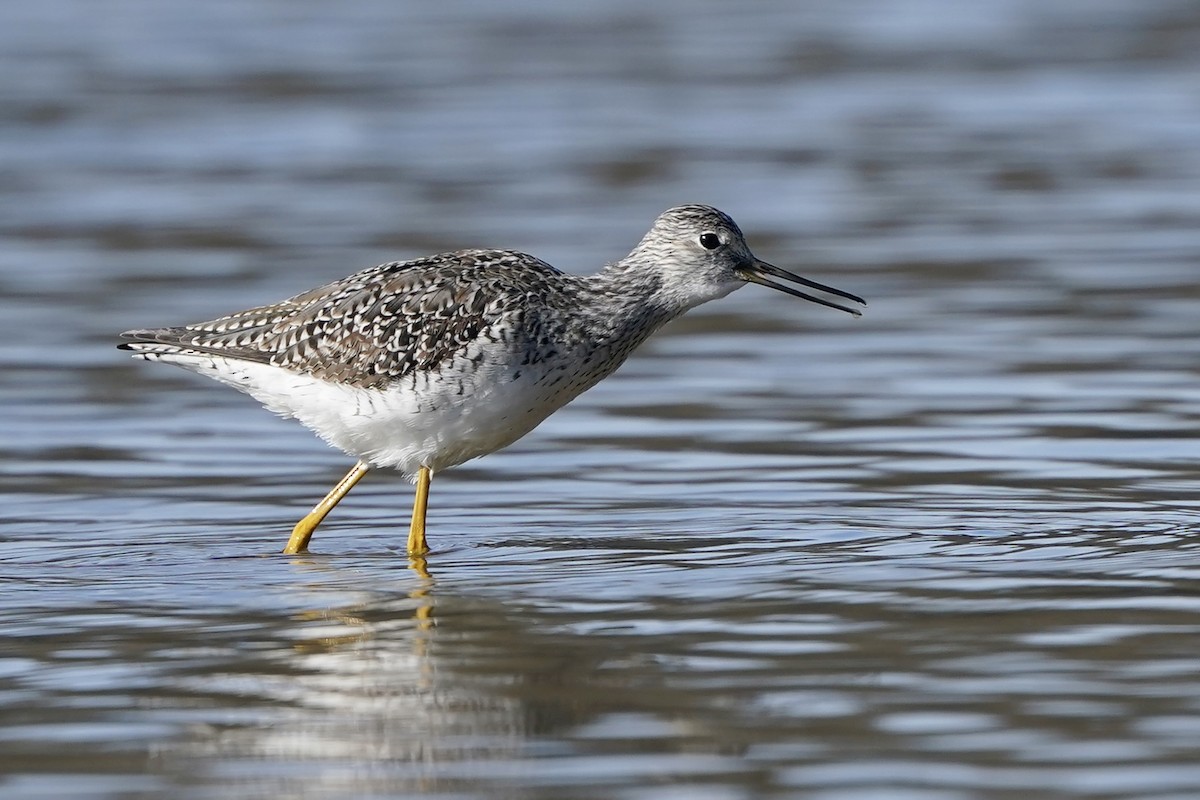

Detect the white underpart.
[{"left": 135, "top": 341, "right": 579, "bottom": 481}]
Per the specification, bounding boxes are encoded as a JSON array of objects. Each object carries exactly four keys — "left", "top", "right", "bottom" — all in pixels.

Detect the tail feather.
[
  {"left": 120, "top": 328, "right": 196, "bottom": 362},
  {"left": 117, "top": 327, "right": 268, "bottom": 364},
  {"left": 118, "top": 328, "right": 291, "bottom": 407},
  {"left": 119, "top": 327, "right": 188, "bottom": 347}
]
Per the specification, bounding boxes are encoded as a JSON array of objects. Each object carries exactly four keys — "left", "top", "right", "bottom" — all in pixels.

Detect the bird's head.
[{"left": 627, "top": 205, "right": 866, "bottom": 316}]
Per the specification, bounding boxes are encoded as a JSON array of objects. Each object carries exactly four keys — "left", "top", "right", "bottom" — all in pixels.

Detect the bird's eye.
[{"left": 699, "top": 232, "right": 721, "bottom": 250}]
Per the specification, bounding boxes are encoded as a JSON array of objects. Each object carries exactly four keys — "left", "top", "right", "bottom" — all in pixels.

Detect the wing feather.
[{"left": 119, "top": 250, "right": 567, "bottom": 389}]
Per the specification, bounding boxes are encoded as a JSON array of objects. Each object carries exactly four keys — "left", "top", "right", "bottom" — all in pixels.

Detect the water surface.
[{"left": 2, "top": 1, "right": 1200, "bottom": 798}]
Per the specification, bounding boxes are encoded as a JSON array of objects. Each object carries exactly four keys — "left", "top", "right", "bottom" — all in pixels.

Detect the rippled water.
[{"left": 3, "top": 1, "right": 1200, "bottom": 798}]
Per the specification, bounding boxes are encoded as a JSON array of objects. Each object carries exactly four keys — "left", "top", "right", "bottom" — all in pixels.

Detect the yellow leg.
[
  {"left": 407, "top": 466, "right": 431, "bottom": 556},
  {"left": 282, "top": 461, "right": 370, "bottom": 554}
]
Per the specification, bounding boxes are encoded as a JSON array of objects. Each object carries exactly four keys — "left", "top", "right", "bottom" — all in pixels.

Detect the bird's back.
[{"left": 119, "top": 249, "right": 576, "bottom": 391}]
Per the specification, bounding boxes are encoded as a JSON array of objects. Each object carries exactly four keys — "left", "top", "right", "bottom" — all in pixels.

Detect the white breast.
[{"left": 159, "top": 338, "right": 593, "bottom": 481}]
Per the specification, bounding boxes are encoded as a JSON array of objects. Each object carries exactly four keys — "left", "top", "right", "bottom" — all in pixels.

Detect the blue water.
[{"left": 3, "top": 1, "right": 1200, "bottom": 798}]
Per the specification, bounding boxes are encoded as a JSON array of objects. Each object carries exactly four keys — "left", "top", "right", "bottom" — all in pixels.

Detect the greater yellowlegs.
[{"left": 119, "top": 205, "right": 865, "bottom": 555}]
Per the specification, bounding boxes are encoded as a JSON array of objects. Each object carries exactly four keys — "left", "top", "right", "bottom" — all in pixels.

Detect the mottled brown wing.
[{"left": 121, "top": 250, "right": 562, "bottom": 389}]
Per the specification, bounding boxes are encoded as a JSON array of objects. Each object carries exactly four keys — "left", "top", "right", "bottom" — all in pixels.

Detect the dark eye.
[{"left": 699, "top": 232, "right": 721, "bottom": 250}]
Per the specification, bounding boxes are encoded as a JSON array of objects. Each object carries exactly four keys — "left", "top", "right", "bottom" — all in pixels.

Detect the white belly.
[{"left": 162, "top": 343, "right": 595, "bottom": 479}]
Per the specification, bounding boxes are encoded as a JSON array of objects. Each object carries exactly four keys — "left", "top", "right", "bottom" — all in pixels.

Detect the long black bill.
[{"left": 740, "top": 259, "right": 866, "bottom": 317}]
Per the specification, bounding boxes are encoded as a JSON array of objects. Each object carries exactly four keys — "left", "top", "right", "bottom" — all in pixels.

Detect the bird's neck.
[{"left": 574, "top": 260, "right": 680, "bottom": 354}]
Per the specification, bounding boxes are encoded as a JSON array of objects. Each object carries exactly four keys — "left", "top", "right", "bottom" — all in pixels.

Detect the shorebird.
[{"left": 119, "top": 205, "right": 864, "bottom": 555}]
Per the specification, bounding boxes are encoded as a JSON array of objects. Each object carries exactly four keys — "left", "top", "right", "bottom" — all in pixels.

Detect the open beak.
[{"left": 740, "top": 259, "right": 866, "bottom": 317}]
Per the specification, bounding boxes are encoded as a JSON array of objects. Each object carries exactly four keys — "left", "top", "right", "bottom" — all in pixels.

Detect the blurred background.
[{"left": 2, "top": 1, "right": 1200, "bottom": 798}]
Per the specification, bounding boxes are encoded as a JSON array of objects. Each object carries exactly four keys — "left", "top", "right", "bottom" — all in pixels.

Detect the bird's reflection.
[
  {"left": 408, "top": 554, "right": 435, "bottom": 655},
  {"left": 284, "top": 551, "right": 437, "bottom": 652},
  {"left": 169, "top": 546, "right": 743, "bottom": 795}
]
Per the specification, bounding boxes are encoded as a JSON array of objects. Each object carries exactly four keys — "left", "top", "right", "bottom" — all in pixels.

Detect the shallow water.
[{"left": 3, "top": 1, "right": 1200, "bottom": 798}]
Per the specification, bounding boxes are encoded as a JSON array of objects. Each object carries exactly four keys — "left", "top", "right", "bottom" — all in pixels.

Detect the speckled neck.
[{"left": 575, "top": 258, "right": 678, "bottom": 351}]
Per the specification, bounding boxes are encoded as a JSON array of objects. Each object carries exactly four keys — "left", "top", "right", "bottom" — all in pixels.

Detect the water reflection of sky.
[{"left": 2, "top": 1, "right": 1200, "bottom": 798}]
